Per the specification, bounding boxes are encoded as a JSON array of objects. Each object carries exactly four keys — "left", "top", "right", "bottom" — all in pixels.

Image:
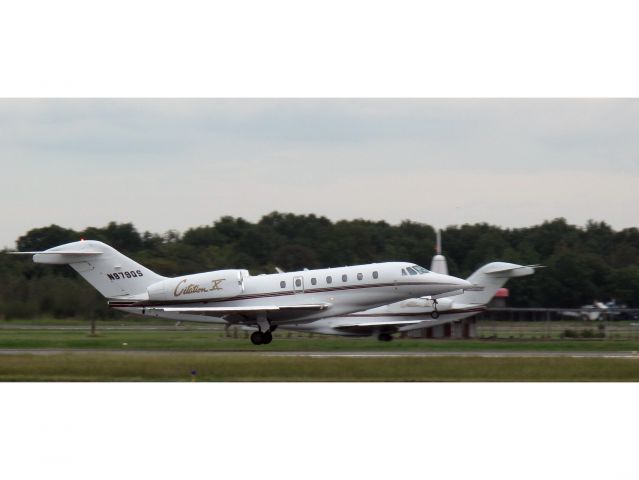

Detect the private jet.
[
  {"left": 280, "top": 261, "right": 538, "bottom": 340},
  {"left": 276, "top": 231, "right": 540, "bottom": 340},
  {"left": 10, "top": 240, "right": 472, "bottom": 345}
]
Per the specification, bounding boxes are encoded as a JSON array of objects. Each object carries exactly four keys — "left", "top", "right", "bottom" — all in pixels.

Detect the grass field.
[
  {"left": 2, "top": 327, "right": 639, "bottom": 352},
  {"left": 0, "top": 352, "right": 638, "bottom": 381},
  {"left": 1, "top": 319, "right": 639, "bottom": 381}
]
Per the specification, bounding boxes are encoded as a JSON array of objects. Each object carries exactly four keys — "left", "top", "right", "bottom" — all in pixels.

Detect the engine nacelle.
[
  {"left": 400, "top": 297, "right": 455, "bottom": 310},
  {"left": 147, "top": 269, "right": 246, "bottom": 302}
]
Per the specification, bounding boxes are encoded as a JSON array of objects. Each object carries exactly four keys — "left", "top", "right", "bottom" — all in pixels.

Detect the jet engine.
[
  {"left": 147, "top": 269, "right": 247, "bottom": 302},
  {"left": 399, "top": 297, "right": 454, "bottom": 311}
]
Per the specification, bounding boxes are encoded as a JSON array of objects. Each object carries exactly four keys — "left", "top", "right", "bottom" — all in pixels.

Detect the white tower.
[{"left": 430, "top": 229, "right": 449, "bottom": 275}]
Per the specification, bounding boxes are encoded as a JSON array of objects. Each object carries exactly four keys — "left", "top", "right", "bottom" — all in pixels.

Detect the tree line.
[{"left": 1, "top": 212, "right": 638, "bottom": 319}]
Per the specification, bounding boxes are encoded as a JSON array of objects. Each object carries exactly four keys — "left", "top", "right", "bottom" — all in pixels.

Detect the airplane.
[
  {"left": 274, "top": 231, "right": 540, "bottom": 340},
  {"left": 9, "top": 239, "right": 472, "bottom": 345},
  {"left": 279, "top": 261, "right": 538, "bottom": 340}
]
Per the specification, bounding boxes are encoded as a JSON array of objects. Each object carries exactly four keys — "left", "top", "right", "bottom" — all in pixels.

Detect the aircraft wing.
[
  {"left": 333, "top": 320, "right": 425, "bottom": 333},
  {"left": 332, "top": 303, "right": 487, "bottom": 334},
  {"left": 147, "top": 304, "right": 330, "bottom": 316},
  {"left": 335, "top": 320, "right": 425, "bottom": 328}
]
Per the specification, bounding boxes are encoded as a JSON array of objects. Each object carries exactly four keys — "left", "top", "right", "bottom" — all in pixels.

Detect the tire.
[
  {"left": 431, "top": 311, "right": 440, "bottom": 319},
  {"left": 378, "top": 333, "right": 393, "bottom": 342},
  {"left": 250, "top": 331, "right": 264, "bottom": 345},
  {"left": 262, "top": 331, "right": 273, "bottom": 344}
]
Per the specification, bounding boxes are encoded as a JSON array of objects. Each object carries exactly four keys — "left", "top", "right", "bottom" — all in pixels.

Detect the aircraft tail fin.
[
  {"left": 430, "top": 230, "right": 449, "bottom": 275},
  {"left": 456, "top": 262, "right": 539, "bottom": 305},
  {"left": 14, "top": 240, "right": 166, "bottom": 298}
]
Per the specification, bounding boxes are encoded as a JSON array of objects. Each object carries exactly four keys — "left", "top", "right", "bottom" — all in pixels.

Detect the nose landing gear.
[{"left": 430, "top": 298, "right": 440, "bottom": 319}]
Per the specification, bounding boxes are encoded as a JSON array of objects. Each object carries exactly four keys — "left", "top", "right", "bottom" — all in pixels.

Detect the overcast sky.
[{"left": 1, "top": 98, "right": 638, "bottom": 248}]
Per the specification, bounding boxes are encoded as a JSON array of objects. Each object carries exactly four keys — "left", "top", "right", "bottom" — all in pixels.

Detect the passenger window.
[
  {"left": 373, "top": 271, "right": 379, "bottom": 279},
  {"left": 342, "top": 274, "right": 348, "bottom": 282},
  {"left": 412, "top": 265, "right": 430, "bottom": 274},
  {"left": 326, "top": 276, "right": 332, "bottom": 284},
  {"left": 311, "top": 278, "right": 317, "bottom": 285},
  {"left": 295, "top": 278, "right": 302, "bottom": 287},
  {"left": 357, "top": 273, "right": 363, "bottom": 281},
  {"left": 280, "top": 281, "right": 286, "bottom": 288}
]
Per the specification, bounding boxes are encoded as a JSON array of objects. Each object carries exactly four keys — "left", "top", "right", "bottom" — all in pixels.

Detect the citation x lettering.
[{"left": 173, "top": 278, "right": 226, "bottom": 296}]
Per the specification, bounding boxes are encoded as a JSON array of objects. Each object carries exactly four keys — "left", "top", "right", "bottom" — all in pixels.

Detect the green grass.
[
  {"left": 2, "top": 328, "right": 639, "bottom": 352},
  {"left": 1, "top": 324, "right": 639, "bottom": 381},
  {"left": 0, "top": 352, "right": 638, "bottom": 381}
]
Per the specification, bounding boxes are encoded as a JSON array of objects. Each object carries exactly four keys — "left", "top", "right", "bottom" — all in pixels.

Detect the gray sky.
[{"left": 1, "top": 98, "right": 638, "bottom": 248}]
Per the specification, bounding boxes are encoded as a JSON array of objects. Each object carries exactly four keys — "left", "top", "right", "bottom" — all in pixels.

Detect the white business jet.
[
  {"left": 11, "top": 240, "right": 472, "bottom": 345},
  {"left": 281, "top": 261, "right": 537, "bottom": 340},
  {"left": 277, "top": 231, "right": 540, "bottom": 340}
]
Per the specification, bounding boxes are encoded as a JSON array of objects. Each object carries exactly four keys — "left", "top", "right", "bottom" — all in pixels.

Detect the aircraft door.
[{"left": 293, "top": 276, "right": 304, "bottom": 293}]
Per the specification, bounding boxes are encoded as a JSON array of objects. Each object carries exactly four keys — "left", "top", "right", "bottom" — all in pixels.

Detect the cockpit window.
[
  {"left": 401, "top": 269, "right": 407, "bottom": 276},
  {"left": 411, "top": 265, "right": 430, "bottom": 274},
  {"left": 406, "top": 267, "right": 418, "bottom": 275}
]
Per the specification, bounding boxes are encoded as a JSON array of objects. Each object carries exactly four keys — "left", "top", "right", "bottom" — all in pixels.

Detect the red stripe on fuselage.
[{"left": 108, "top": 281, "right": 447, "bottom": 308}]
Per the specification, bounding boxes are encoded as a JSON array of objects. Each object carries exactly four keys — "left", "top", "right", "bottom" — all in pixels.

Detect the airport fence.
[{"left": 474, "top": 308, "right": 639, "bottom": 340}]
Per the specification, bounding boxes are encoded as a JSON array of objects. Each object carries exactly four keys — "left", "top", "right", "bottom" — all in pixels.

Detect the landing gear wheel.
[
  {"left": 430, "top": 298, "right": 440, "bottom": 319},
  {"left": 250, "top": 331, "right": 264, "bottom": 345},
  {"left": 262, "top": 331, "right": 273, "bottom": 344},
  {"left": 378, "top": 333, "right": 393, "bottom": 342}
]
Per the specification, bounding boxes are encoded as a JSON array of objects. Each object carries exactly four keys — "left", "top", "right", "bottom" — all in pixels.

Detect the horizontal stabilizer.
[
  {"left": 9, "top": 250, "right": 104, "bottom": 265},
  {"left": 8, "top": 251, "right": 103, "bottom": 255},
  {"left": 9, "top": 239, "right": 166, "bottom": 298},
  {"left": 484, "top": 264, "right": 544, "bottom": 275}
]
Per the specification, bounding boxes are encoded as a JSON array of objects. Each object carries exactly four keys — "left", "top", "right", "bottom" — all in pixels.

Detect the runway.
[{"left": 0, "top": 348, "right": 637, "bottom": 358}]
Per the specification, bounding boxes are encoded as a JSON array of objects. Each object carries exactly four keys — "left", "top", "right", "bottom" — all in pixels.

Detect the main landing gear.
[
  {"left": 378, "top": 333, "right": 393, "bottom": 342},
  {"left": 250, "top": 312, "right": 274, "bottom": 345},
  {"left": 250, "top": 330, "right": 273, "bottom": 345}
]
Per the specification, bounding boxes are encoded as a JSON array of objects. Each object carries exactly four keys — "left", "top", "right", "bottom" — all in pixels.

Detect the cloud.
[{"left": 1, "top": 99, "right": 638, "bottom": 247}]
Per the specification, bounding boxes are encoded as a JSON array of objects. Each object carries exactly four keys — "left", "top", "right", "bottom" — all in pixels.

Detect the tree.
[
  {"left": 16, "top": 225, "right": 79, "bottom": 251},
  {"left": 607, "top": 266, "right": 639, "bottom": 304},
  {"left": 3, "top": 214, "right": 639, "bottom": 319}
]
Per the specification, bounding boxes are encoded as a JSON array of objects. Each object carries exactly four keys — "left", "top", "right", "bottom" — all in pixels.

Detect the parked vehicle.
[
  {"left": 562, "top": 301, "right": 639, "bottom": 321},
  {"left": 562, "top": 302, "right": 608, "bottom": 321}
]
